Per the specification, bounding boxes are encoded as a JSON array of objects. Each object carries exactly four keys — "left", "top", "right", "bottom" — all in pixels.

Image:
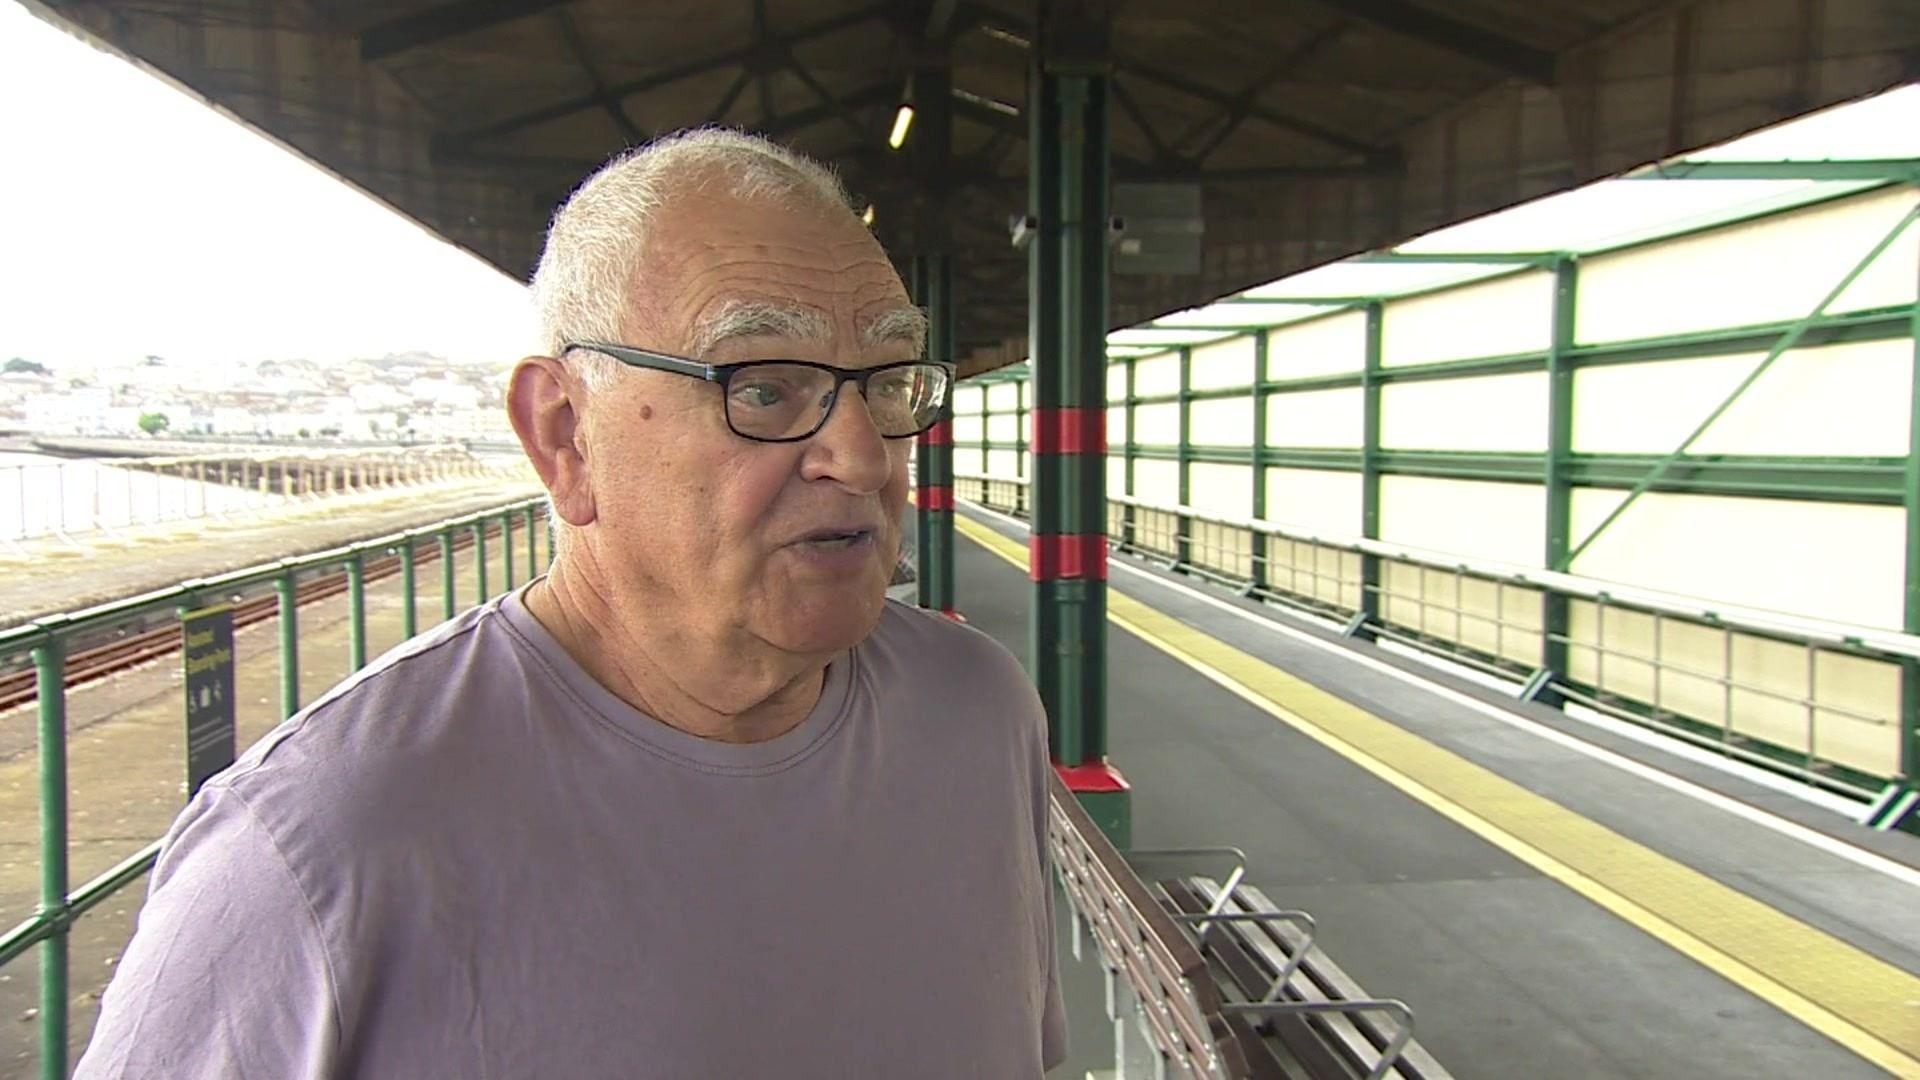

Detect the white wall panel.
[
  {"left": 986, "top": 382, "right": 1020, "bottom": 410},
  {"left": 1264, "top": 468, "right": 1362, "bottom": 536},
  {"left": 1382, "top": 271, "right": 1553, "bottom": 366},
  {"left": 1380, "top": 477, "right": 1546, "bottom": 566},
  {"left": 1133, "top": 402, "right": 1180, "bottom": 444},
  {"left": 953, "top": 447, "right": 984, "bottom": 473},
  {"left": 986, "top": 414, "right": 1018, "bottom": 443},
  {"left": 1191, "top": 336, "right": 1256, "bottom": 390},
  {"left": 1190, "top": 397, "right": 1255, "bottom": 447},
  {"left": 1266, "top": 388, "right": 1363, "bottom": 448},
  {"left": 1572, "top": 340, "right": 1912, "bottom": 456},
  {"left": 1189, "top": 463, "right": 1252, "bottom": 517},
  {"left": 1267, "top": 311, "right": 1366, "bottom": 379},
  {"left": 951, "top": 415, "right": 984, "bottom": 443},
  {"left": 1133, "top": 459, "right": 1180, "bottom": 505},
  {"left": 986, "top": 449, "right": 1021, "bottom": 476},
  {"left": 1577, "top": 187, "right": 1920, "bottom": 344},
  {"left": 1569, "top": 489, "right": 1904, "bottom": 628},
  {"left": 1134, "top": 353, "right": 1181, "bottom": 397},
  {"left": 1107, "top": 363, "right": 1129, "bottom": 400},
  {"left": 1107, "top": 455, "right": 1127, "bottom": 493},
  {"left": 1381, "top": 372, "right": 1549, "bottom": 451},
  {"left": 1107, "top": 405, "right": 1128, "bottom": 447}
]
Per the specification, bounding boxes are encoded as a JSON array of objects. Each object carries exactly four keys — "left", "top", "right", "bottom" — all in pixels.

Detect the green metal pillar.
[
  {"left": 913, "top": 256, "right": 957, "bottom": 615},
  {"left": 1174, "top": 345, "right": 1193, "bottom": 568},
  {"left": 1898, "top": 238, "right": 1920, "bottom": 830},
  {"left": 275, "top": 571, "right": 298, "bottom": 718},
  {"left": 908, "top": 50, "right": 957, "bottom": 617},
  {"left": 1249, "top": 329, "right": 1271, "bottom": 593},
  {"left": 526, "top": 506, "right": 539, "bottom": 581},
  {"left": 33, "top": 634, "right": 67, "bottom": 1080},
  {"left": 474, "top": 521, "right": 489, "bottom": 604},
  {"left": 1122, "top": 352, "right": 1137, "bottom": 548},
  {"left": 1030, "top": 9, "right": 1127, "bottom": 844},
  {"left": 346, "top": 552, "right": 367, "bottom": 670},
  {"left": 1533, "top": 258, "right": 1579, "bottom": 704},
  {"left": 399, "top": 537, "right": 418, "bottom": 640},
  {"left": 1351, "top": 302, "right": 1383, "bottom": 640},
  {"left": 439, "top": 532, "right": 456, "bottom": 620},
  {"left": 503, "top": 511, "right": 516, "bottom": 591}
]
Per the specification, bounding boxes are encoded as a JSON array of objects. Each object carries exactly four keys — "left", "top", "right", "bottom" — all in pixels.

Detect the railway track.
[{"left": 0, "top": 524, "right": 499, "bottom": 714}]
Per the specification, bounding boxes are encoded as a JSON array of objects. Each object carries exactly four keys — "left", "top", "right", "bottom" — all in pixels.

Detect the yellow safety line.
[{"left": 953, "top": 513, "right": 1920, "bottom": 1077}]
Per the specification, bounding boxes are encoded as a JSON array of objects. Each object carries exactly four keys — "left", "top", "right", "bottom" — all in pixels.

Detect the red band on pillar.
[
  {"left": 1054, "top": 761, "right": 1130, "bottom": 793},
  {"left": 918, "top": 486, "right": 953, "bottom": 511},
  {"left": 1030, "top": 408, "right": 1107, "bottom": 455},
  {"left": 1029, "top": 534, "right": 1109, "bottom": 581},
  {"left": 920, "top": 419, "right": 953, "bottom": 447}
]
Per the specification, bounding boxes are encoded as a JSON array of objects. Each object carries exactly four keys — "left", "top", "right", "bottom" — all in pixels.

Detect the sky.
[{"left": 0, "top": 1, "right": 541, "bottom": 371}]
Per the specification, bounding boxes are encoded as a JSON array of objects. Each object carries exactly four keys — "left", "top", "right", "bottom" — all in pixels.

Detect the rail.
[
  {"left": 1049, "top": 773, "right": 1447, "bottom": 1077},
  {"left": 960, "top": 472, "right": 1913, "bottom": 802},
  {"left": 0, "top": 494, "right": 551, "bottom": 1080}
]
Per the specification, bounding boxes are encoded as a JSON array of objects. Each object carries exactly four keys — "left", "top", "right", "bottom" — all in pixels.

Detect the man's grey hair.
[{"left": 530, "top": 128, "right": 856, "bottom": 391}]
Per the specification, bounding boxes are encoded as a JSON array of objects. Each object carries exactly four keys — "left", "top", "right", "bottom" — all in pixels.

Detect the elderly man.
[{"left": 76, "top": 129, "right": 1066, "bottom": 1078}]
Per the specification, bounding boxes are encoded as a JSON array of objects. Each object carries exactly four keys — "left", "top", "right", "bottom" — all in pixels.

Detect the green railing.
[
  {"left": 957, "top": 472, "right": 1917, "bottom": 806},
  {"left": 0, "top": 495, "right": 550, "bottom": 1079}
]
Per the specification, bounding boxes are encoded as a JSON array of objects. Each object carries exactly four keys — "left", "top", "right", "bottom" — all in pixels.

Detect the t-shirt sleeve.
[{"left": 73, "top": 784, "right": 341, "bottom": 1080}]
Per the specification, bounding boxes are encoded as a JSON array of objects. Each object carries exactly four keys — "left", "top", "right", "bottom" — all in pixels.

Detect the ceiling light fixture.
[{"left": 888, "top": 104, "right": 915, "bottom": 150}]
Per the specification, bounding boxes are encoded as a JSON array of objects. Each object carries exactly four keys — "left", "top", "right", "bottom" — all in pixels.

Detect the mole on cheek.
[{"left": 639, "top": 404, "right": 653, "bottom": 420}]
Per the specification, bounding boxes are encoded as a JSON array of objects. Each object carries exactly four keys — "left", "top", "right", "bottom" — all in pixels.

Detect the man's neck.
[{"left": 523, "top": 565, "right": 828, "bottom": 745}]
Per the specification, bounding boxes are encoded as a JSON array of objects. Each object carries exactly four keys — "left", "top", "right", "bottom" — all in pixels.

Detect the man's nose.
[{"left": 798, "top": 383, "right": 892, "bottom": 493}]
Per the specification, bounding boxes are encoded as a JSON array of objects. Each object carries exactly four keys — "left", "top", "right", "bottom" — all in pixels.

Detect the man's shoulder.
[{"left": 214, "top": 599, "right": 531, "bottom": 823}]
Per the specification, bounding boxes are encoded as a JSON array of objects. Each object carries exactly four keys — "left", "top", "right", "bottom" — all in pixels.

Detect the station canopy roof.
[{"left": 1112, "top": 83, "right": 1920, "bottom": 354}]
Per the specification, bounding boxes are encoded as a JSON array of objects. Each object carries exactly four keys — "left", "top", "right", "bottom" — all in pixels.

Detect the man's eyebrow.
[
  {"left": 860, "top": 305, "right": 929, "bottom": 355},
  {"left": 688, "top": 300, "right": 832, "bottom": 357}
]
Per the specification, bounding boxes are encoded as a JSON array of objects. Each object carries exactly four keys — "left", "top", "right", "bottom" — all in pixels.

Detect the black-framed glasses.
[{"left": 564, "top": 341, "right": 955, "bottom": 443}]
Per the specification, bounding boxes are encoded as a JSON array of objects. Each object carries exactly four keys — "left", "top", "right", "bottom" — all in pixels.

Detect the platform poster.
[{"left": 182, "top": 604, "right": 236, "bottom": 795}]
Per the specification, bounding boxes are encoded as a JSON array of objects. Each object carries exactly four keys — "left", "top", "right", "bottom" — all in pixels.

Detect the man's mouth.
[{"left": 795, "top": 527, "right": 875, "bottom": 549}]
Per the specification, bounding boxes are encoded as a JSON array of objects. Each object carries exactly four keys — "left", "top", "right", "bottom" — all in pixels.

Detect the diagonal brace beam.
[
  {"left": 1313, "top": 0, "right": 1556, "bottom": 83},
  {"left": 443, "top": 3, "right": 888, "bottom": 143},
  {"left": 1115, "top": 58, "right": 1380, "bottom": 158},
  {"left": 1564, "top": 203, "right": 1920, "bottom": 567},
  {"left": 360, "top": 0, "right": 574, "bottom": 61}
]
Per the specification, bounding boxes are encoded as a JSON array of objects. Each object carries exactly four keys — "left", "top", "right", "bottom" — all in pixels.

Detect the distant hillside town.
[{"left": 0, "top": 351, "right": 515, "bottom": 442}]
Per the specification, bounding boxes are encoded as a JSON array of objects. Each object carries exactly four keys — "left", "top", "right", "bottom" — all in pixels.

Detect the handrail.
[
  {"left": 1048, "top": 771, "right": 1248, "bottom": 1078},
  {"left": 958, "top": 471, "right": 1920, "bottom": 661}
]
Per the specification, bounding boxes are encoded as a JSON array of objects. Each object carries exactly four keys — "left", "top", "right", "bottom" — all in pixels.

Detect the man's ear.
[{"left": 507, "top": 356, "right": 596, "bottom": 527}]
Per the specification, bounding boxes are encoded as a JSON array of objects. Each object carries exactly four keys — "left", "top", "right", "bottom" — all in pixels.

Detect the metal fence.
[
  {"left": 0, "top": 451, "right": 503, "bottom": 549},
  {"left": 0, "top": 495, "right": 550, "bottom": 1080},
  {"left": 958, "top": 472, "right": 1915, "bottom": 804}
]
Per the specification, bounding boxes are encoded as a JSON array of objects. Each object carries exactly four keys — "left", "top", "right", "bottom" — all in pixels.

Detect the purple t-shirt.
[{"left": 76, "top": 589, "right": 1067, "bottom": 1078}]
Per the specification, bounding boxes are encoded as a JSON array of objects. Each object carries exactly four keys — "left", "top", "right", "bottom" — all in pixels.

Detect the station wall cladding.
[{"left": 952, "top": 182, "right": 1920, "bottom": 785}]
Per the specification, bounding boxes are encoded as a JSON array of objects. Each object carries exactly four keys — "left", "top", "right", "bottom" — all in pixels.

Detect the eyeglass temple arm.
[{"left": 569, "top": 342, "right": 715, "bottom": 379}]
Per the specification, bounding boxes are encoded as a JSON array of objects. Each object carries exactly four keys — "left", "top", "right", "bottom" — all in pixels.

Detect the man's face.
[{"left": 577, "top": 189, "right": 918, "bottom": 658}]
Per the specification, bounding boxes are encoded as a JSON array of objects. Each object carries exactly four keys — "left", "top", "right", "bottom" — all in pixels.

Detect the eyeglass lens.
[{"left": 725, "top": 363, "right": 950, "bottom": 440}]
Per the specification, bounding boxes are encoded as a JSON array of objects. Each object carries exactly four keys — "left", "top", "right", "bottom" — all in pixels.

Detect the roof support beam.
[
  {"left": 1109, "top": 77, "right": 1180, "bottom": 167},
  {"left": 1186, "top": 22, "right": 1348, "bottom": 163},
  {"left": 1304, "top": 0, "right": 1556, "bottom": 83},
  {"left": 441, "top": 3, "right": 889, "bottom": 143},
  {"left": 554, "top": 9, "right": 645, "bottom": 143},
  {"left": 359, "top": 0, "right": 574, "bottom": 61},
  {"left": 1114, "top": 58, "right": 1383, "bottom": 159}
]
